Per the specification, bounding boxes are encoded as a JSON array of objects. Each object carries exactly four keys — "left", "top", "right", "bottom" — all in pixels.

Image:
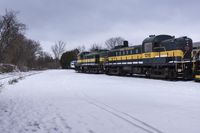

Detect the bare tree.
[
  {"left": 77, "top": 45, "right": 85, "bottom": 53},
  {"left": 0, "top": 10, "right": 26, "bottom": 62},
  {"left": 105, "top": 37, "right": 124, "bottom": 50},
  {"left": 36, "top": 51, "right": 54, "bottom": 69},
  {"left": 4, "top": 35, "right": 42, "bottom": 68},
  {"left": 0, "top": 10, "right": 55, "bottom": 70},
  {"left": 51, "top": 41, "right": 66, "bottom": 60},
  {"left": 89, "top": 43, "right": 102, "bottom": 52}
]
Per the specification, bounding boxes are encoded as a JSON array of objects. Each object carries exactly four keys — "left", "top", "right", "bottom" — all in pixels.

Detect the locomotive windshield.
[{"left": 196, "top": 51, "right": 200, "bottom": 60}]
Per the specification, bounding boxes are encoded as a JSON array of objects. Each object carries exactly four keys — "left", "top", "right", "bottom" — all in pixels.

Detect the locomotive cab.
[
  {"left": 142, "top": 35, "right": 173, "bottom": 53},
  {"left": 160, "top": 37, "right": 193, "bottom": 60}
]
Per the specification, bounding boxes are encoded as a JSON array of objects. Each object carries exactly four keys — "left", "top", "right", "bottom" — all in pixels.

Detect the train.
[{"left": 75, "top": 35, "right": 200, "bottom": 81}]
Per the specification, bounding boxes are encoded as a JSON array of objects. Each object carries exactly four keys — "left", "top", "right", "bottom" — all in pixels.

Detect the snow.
[
  {"left": 0, "top": 70, "right": 200, "bottom": 133},
  {"left": 0, "top": 71, "right": 42, "bottom": 88}
]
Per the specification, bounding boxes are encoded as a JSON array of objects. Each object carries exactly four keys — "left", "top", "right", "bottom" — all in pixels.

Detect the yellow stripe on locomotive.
[
  {"left": 195, "top": 75, "right": 200, "bottom": 79},
  {"left": 108, "top": 50, "right": 184, "bottom": 62},
  {"left": 142, "top": 50, "right": 184, "bottom": 59},
  {"left": 108, "top": 54, "right": 142, "bottom": 61}
]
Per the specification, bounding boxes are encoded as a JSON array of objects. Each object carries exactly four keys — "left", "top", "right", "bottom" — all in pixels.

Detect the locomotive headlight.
[{"left": 178, "top": 69, "right": 182, "bottom": 72}]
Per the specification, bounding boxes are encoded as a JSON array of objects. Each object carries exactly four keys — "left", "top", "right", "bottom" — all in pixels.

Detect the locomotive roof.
[
  {"left": 84, "top": 49, "right": 108, "bottom": 56},
  {"left": 161, "top": 36, "right": 191, "bottom": 43},
  {"left": 78, "top": 51, "right": 90, "bottom": 56},
  {"left": 110, "top": 45, "right": 141, "bottom": 52},
  {"left": 143, "top": 35, "right": 173, "bottom": 44}
]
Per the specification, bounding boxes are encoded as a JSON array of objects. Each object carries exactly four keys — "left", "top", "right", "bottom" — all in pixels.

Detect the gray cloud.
[{"left": 0, "top": 0, "right": 200, "bottom": 52}]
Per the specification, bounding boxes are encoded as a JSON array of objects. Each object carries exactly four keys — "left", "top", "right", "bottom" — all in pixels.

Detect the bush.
[
  {"left": 8, "top": 78, "right": 18, "bottom": 85},
  {"left": 0, "top": 64, "right": 19, "bottom": 73}
]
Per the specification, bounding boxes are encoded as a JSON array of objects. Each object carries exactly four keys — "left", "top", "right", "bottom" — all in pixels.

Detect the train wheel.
[
  {"left": 183, "top": 70, "right": 192, "bottom": 81},
  {"left": 145, "top": 70, "right": 151, "bottom": 78},
  {"left": 168, "top": 69, "right": 176, "bottom": 81},
  {"left": 117, "top": 67, "right": 121, "bottom": 76}
]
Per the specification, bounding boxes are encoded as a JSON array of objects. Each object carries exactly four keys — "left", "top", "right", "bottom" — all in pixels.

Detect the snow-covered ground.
[{"left": 0, "top": 70, "right": 200, "bottom": 133}]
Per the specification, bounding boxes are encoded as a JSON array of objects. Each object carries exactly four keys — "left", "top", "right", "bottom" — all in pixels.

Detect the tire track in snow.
[
  {"left": 81, "top": 93, "right": 164, "bottom": 133},
  {"left": 84, "top": 93, "right": 164, "bottom": 133}
]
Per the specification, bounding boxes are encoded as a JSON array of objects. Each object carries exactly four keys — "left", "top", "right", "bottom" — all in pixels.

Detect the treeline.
[
  {"left": 0, "top": 10, "right": 126, "bottom": 71},
  {"left": 0, "top": 10, "right": 56, "bottom": 71}
]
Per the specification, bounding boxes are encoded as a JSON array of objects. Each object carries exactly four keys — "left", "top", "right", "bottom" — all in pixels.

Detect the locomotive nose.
[
  {"left": 183, "top": 37, "right": 193, "bottom": 60},
  {"left": 185, "top": 37, "right": 193, "bottom": 49},
  {"left": 184, "top": 45, "right": 190, "bottom": 51}
]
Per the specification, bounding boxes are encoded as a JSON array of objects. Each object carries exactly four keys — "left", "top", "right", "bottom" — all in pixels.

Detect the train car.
[
  {"left": 105, "top": 41, "right": 143, "bottom": 75},
  {"left": 195, "top": 63, "right": 200, "bottom": 81},
  {"left": 192, "top": 43, "right": 200, "bottom": 81},
  {"left": 105, "top": 35, "right": 193, "bottom": 80},
  {"left": 75, "top": 50, "right": 108, "bottom": 73},
  {"left": 194, "top": 50, "right": 200, "bottom": 81},
  {"left": 142, "top": 35, "right": 193, "bottom": 80},
  {"left": 75, "top": 52, "right": 89, "bottom": 72}
]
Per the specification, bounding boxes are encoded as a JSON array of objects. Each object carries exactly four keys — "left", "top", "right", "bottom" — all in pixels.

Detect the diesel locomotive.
[
  {"left": 75, "top": 34, "right": 200, "bottom": 81},
  {"left": 76, "top": 50, "right": 108, "bottom": 73}
]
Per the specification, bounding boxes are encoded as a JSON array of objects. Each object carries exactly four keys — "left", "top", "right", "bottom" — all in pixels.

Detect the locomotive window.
[
  {"left": 144, "top": 42, "right": 152, "bottom": 52},
  {"left": 129, "top": 50, "right": 132, "bottom": 54},
  {"left": 126, "top": 51, "right": 129, "bottom": 55},
  {"left": 132, "top": 50, "right": 135, "bottom": 54},
  {"left": 109, "top": 51, "right": 115, "bottom": 56},
  {"left": 130, "top": 50, "right": 132, "bottom": 54},
  {"left": 196, "top": 52, "right": 200, "bottom": 60},
  {"left": 138, "top": 48, "right": 141, "bottom": 53},
  {"left": 117, "top": 51, "right": 120, "bottom": 56},
  {"left": 136, "top": 49, "right": 138, "bottom": 54}
]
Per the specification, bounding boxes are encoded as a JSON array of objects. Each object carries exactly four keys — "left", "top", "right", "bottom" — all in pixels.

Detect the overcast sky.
[{"left": 0, "top": 0, "right": 199, "bottom": 53}]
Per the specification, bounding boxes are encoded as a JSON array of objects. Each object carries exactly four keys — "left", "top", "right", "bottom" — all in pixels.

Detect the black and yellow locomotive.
[
  {"left": 75, "top": 50, "right": 108, "bottom": 73},
  {"left": 75, "top": 34, "right": 199, "bottom": 81}
]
